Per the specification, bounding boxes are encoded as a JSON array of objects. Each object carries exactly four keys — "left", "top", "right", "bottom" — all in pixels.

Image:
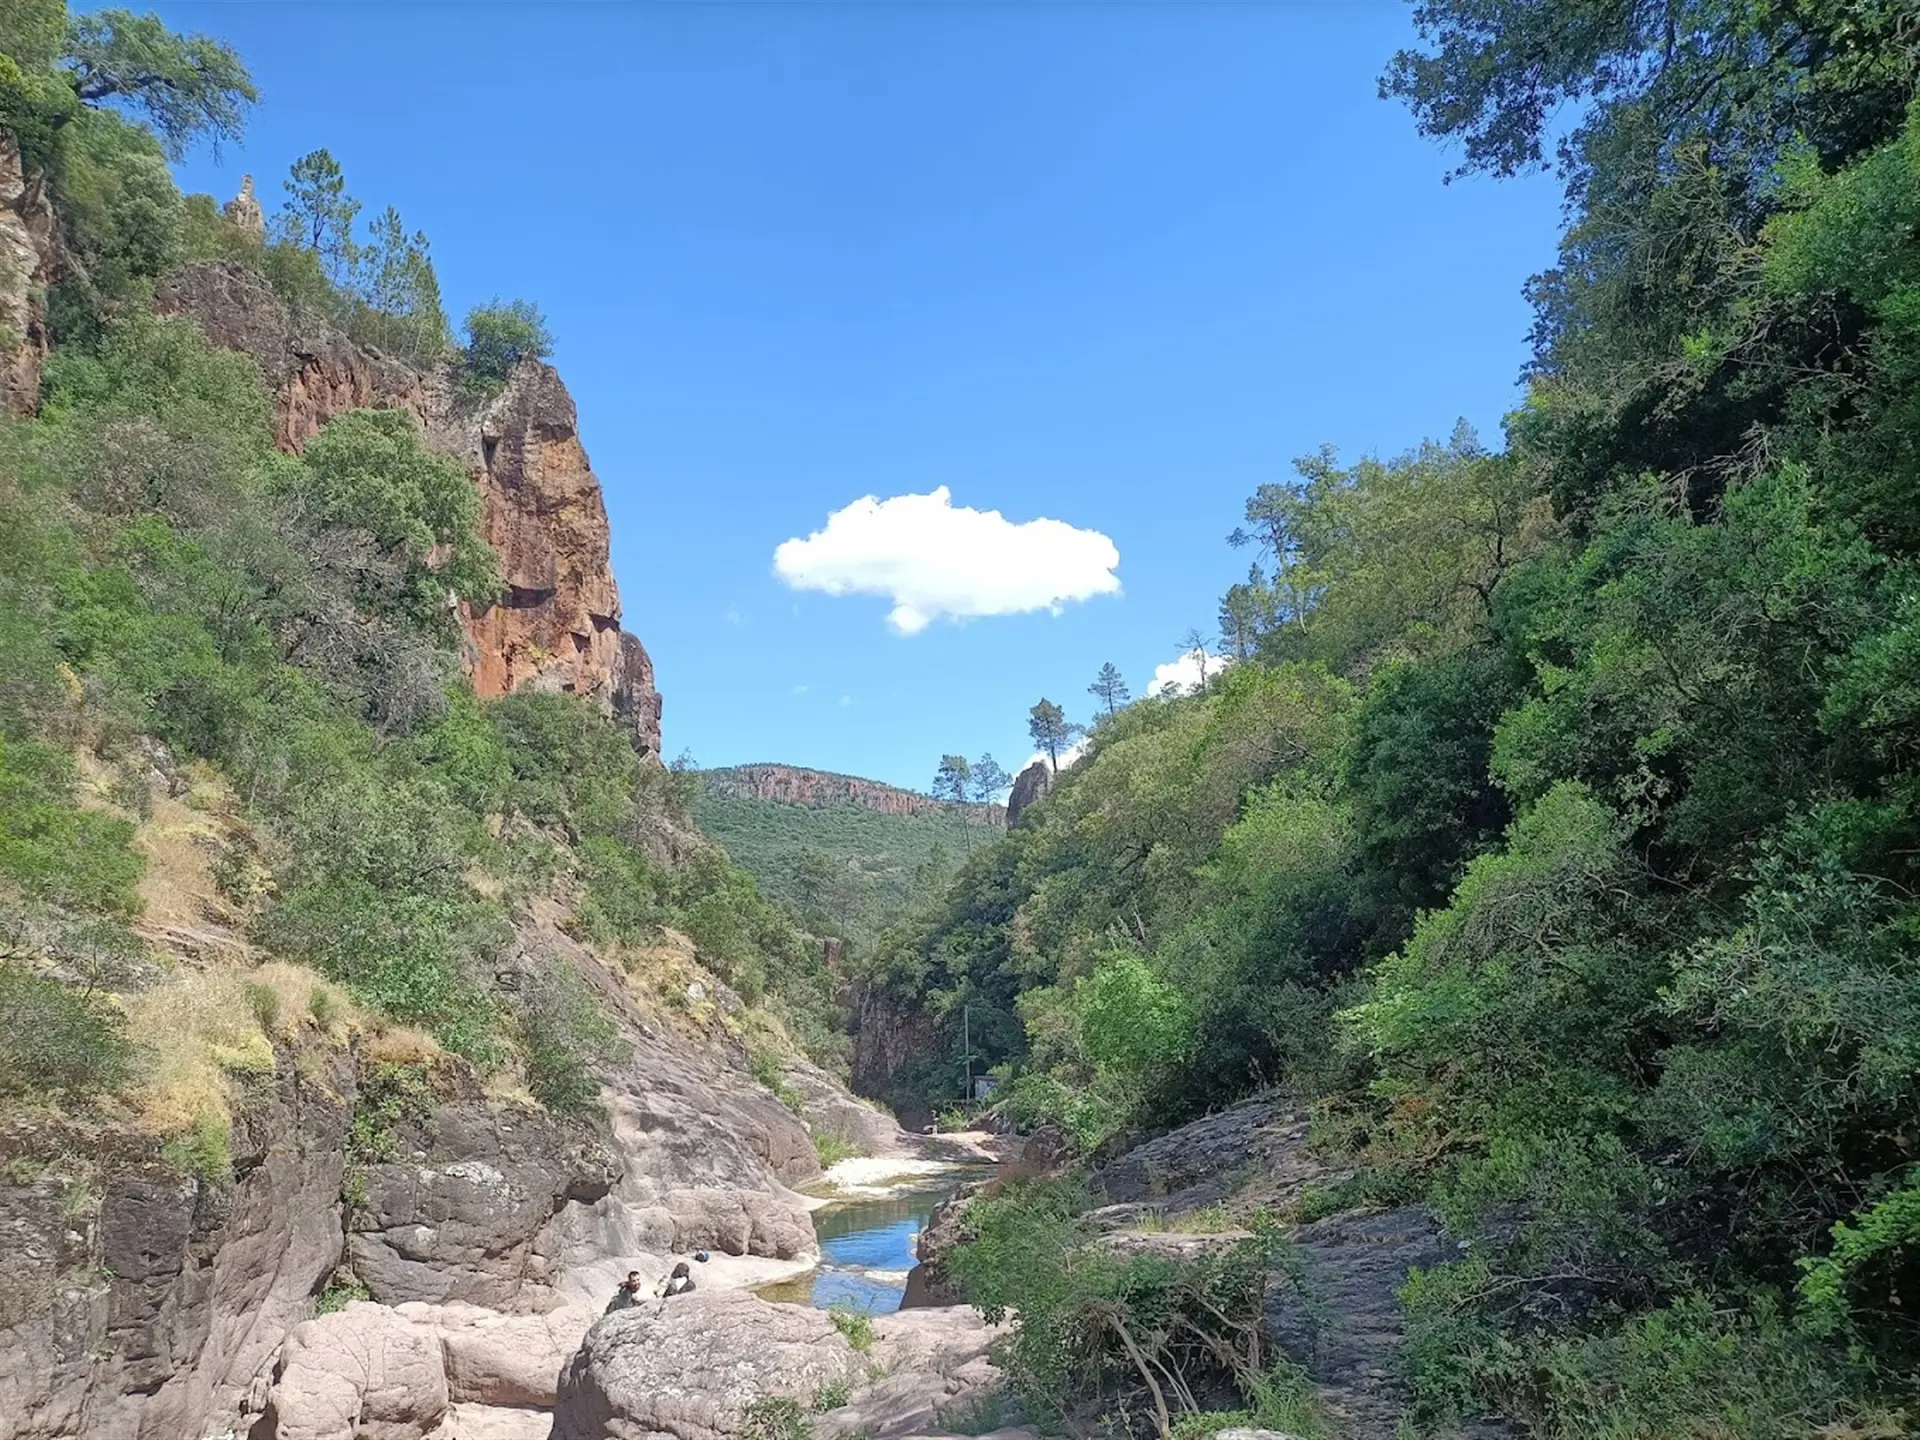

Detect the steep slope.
[
  {"left": 695, "top": 765, "right": 997, "bottom": 950},
  {"left": 152, "top": 260, "right": 663, "bottom": 757}
]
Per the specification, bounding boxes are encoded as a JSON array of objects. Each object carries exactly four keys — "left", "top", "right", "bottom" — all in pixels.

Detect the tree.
[
  {"left": 1027, "top": 700, "right": 1076, "bottom": 774},
  {"left": 969, "top": 754, "right": 1010, "bottom": 809},
  {"left": 274, "top": 148, "right": 360, "bottom": 285},
  {"left": 460, "top": 298, "right": 554, "bottom": 399},
  {"left": 1178, "top": 629, "right": 1213, "bottom": 690},
  {"left": 1088, "top": 662, "right": 1129, "bottom": 718},
  {"left": 1381, "top": 0, "right": 1918, "bottom": 192},
  {"left": 352, "top": 206, "right": 448, "bottom": 367},
  {"left": 933, "top": 754, "right": 971, "bottom": 806},
  {"left": 62, "top": 8, "right": 257, "bottom": 159}
]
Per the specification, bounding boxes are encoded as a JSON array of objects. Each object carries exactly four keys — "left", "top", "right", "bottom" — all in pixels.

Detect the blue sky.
[{"left": 156, "top": 1, "right": 1562, "bottom": 793}]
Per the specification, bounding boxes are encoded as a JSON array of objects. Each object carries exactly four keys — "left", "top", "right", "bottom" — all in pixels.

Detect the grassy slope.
[{"left": 693, "top": 785, "right": 993, "bottom": 953}]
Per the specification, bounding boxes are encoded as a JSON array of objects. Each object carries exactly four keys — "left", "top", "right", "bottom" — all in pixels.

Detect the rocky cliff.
[
  {"left": 151, "top": 260, "right": 663, "bottom": 758},
  {"left": 0, "top": 136, "right": 55, "bottom": 416},
  {"left": 704, "top": 764, "right": 1000, "bottom": 822},
  {"left": 1004, "top": 760, "right": 1051, "bottom": 826}
]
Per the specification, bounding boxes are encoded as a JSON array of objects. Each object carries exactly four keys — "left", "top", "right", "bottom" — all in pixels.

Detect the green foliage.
[
  {"left": 272, "top": 148, "right": 359, "bottom": 286},
  {"left": 828, "top": 1303, "right": 875, "bottom": 1352},
  {"left": 459, "top": 297, "right": 553, "bottom": 400},
  {"left": 290, "top": 407, "right": 499, "bottom": 618},
  {"left": 160, "top": 1111, "right": 231, "bottom": 1185},
  {"left": 347, "top": 204, "right": 448, "bottom": 367},
  {"left": 0, "top": 737, "right": 143, "bottom": 912},
  {"left": 692, "top": 779, "right": 977, "bottom": 951},
  {"left": 950, "top": 1179, "right": 1294, "bottom": 1435},
  {"left": 0, "top": 961, "right": 133, "bottom": 1103},
  {"left": 63, "top": 7, "right": 257, "bottom": 159},
  {"left": 315, "top": 1272, "right": 370, "bottom": 1315},
  {"left": 739, "top": 1397, "right": 812, "bottom": 1440},
  {"left": 810, "top": 1379, "right": 852, "bottom": 1413}
]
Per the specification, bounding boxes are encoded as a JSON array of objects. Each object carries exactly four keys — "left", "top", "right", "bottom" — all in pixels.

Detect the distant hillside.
[{"left": 694, "top": 766, "right": 1001, "bottom": 951}]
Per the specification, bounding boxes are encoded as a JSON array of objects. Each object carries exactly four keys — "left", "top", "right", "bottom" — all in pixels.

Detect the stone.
[
  {"left": 818, "top": 1305, "right": 1005, "bottom": 1439},
  {"left": 780, "top": 1055, "right": 903, "bottom": 1157},
  {"left": 0, "top": 133, "right": 55, "bottom": 415},
  {"left": 435, "top": 1301, "right": 593, "bottom": 1407},
  {"left": 0, "top": 1043, "right": 355, "bottom": 1440},
  {"left": 549, "top": 1290, "right": 867, "bottom": 1440},
  {"left": 1262, "top": 1206, "right": 1454, "bottom": 1437},
  {"left": 264, "top": 1302, "right": 450, "bottom": 1440},
  {"left": 1088, "top": 1094, "right": 1329, "bottom": 1225}
]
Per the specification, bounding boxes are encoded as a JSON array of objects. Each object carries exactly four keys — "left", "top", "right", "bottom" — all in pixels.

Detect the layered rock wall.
[
  {"left": 152, "top": 260, "right": 662, "bottom": 757},
  {"left": 705, "top": 764, "right": 1001, "bottom": 823},
  {"left": 0, "top": 135, "right": 56, "bottom": 415}
]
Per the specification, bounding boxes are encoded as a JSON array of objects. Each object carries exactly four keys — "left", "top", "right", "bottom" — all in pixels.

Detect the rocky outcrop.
[
  {"left": 1005, "top": 761, "right": 1050, "bottom": 827},
  {"left": 551, "top": 1292, "right": 868, "bottom": 1440},
  {"left": 152, "top": 260, "right": 663, "bottom": 757},
  {"left": 223, "top": 176, "right": 266, "bottom": 239},
  {"left": 1261, "top": 1208, "right": 1463, "bottom": 1440},
  {"left": 0, "top": 134, "right": 56, "bottom": 415},
  {"left": 260, "top": 1299, "right": 591, "bottom": 1440},
  {"left": 549, "top": 1291, "right": 1006, "bottom": 1440},
  {"left": 1088, "top": 1095, "right": 1333, "bottom": 1227},
  {"left": 348, "top": 1065, "right": 615, "bottom": 1311},
  {"left": 0, "top": 1042, "right": 355, "bottom": 1440},
  {"left": 780, "top": 1056, "right": 901, "bottom": 1156},
  {"left": 704, "top": 765, "right": 1001, "bottom": 823}
]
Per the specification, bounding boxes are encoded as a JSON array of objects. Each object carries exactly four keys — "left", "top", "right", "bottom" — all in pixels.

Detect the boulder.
[
  {"left": 264, "top": 1302, "right": 450, "bottom": 1440},
  {"left": 818, "top": 1305, "right": 1005, "bottom": 1440},
  {"left": 550, "top": 1290, "right": 866, "bottom": 1440},
  {"left": 781, "top": 1057, "right": 903, "bottom": 1157},
  {"left": 1088, "top": 1095, "right": 1329, "bottom": 1225},
  {"left": 435, "top": 1301, "right": 594, "bottom": 1408}
]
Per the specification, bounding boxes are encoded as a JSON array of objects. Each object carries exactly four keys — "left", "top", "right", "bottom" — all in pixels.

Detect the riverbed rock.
[
  {"left": 265, "top": 1302, "right": 450, "bottom": 1440},
  {"left": 1262, "top": 1206, "right": 1459, "bottom": 1437},
  {"left": 550, "top": 1290, "right": 867, "bottom": 1440},
  {"left": 781, "top": 1055, "right": 903, "bottom": 1157},
  {"left": 818, "top": 1305, "right": 1006, "bottom": 1439}
]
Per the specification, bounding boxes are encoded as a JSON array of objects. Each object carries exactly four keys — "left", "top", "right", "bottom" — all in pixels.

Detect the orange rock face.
[
  {"left": 153, "top": 261, "right": 662, "bottom": 756},
  {"left": 0, "top": 135, "right": 56, "bottom": 416}
]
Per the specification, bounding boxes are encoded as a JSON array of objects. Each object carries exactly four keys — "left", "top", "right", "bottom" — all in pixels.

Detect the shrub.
[
  {"left": 740, "top": 1396, "right": 811, "bottom": 1440},
  {"left": 811, "top": 1379, "right": 852, "bottom": 1412},
  {"left": 458, "top": 298, "right": 553, "bottom": 401},
  {"left": 0, "top": 963, "right": 134, "bottom": 1105},
  {"left": 813, "top": 1129, "right": 863, "bottom": 1168},
  {"left": 950, "top": 1179, "right": 1294, "bottom": 1436},
  {"left": 829, "top": 1303, "right": 876, "bottom": 1353}
]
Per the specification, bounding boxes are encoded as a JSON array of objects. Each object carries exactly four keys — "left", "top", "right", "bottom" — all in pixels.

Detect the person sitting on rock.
[
  {"left": 657, "top": 1261, "right": 696, "bottom": 1298},
  {"left": 604, "top": 1270, "right": 643, "bottom": 1314}
]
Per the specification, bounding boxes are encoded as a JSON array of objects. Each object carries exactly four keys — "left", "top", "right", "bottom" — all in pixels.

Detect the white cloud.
[
  {"left": 724, "top": 608, "right": 745, "bottom": 627},
  {"left": 772, "top": 487, "right": 1121, "bottom": 635},
  {"left": 1022, "top": 738, "right": 1089, "bottom": 775},
  {"left": 838, "top": 694, "right": 853, "bottom": 708},
  {"left": 1151, "top": 647, "right": 1234, "bottom": 697},
  {"left": 791, "top": 683, "right": 810, "bottom": 696}
]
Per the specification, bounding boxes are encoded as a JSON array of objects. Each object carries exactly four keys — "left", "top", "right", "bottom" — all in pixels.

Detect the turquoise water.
[{"left": 760, "top": 1173, "right": 983, "bottom": 1313}]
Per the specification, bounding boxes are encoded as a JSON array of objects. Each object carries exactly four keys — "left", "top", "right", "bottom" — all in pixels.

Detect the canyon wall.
[{"left": 151, "top": 260, "right": 663, "bottom": 757}]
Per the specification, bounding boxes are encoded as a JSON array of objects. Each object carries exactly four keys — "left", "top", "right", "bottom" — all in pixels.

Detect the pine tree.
[
  {"left": 1089, "top": 662, "right": 1130, "bottom": 717},
  {"left": 275, "top": 148, "right": 360, "bottom": 285},
  {"left": 1027, "top": 700, "right": 1077, "bottom": 773}
]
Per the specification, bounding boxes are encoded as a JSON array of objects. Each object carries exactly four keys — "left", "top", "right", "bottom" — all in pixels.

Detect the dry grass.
[
  {"left": 123, "top": 968, "right": 274, "bottom": 1140},
  {"left": 361, "top": 1023, "right": 441, "bottom": 1067}
]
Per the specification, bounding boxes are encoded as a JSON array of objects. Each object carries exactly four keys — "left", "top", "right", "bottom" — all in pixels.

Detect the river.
[{"left": 757, "top": 1167, "right": 988, "bottom": 1313}]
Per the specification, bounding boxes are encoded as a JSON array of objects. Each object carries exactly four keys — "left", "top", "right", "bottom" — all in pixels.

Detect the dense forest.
[
  {"left": 0, "top": 0, "right": 847, "bottom": 1185},
  {"left": 864, "top": 2, "right": 1920, "bottom": 1434}
]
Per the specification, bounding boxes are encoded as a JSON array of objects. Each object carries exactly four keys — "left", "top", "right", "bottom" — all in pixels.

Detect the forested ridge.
[
  {"left": 866, "top": 3, "right": 1920, "bottom": 1434},
  {"left": 0, "top": 0, "right": 846, "bottom": 1188}
]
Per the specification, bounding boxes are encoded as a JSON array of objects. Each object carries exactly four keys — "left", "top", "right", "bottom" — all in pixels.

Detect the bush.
[
  {"left": 950, "top": 1179, "right": 1294, "bottom": 1435},
  {"left": 829, "top": 1303, "right": 875, "bottom": 1352},
  {"left": 0, "top": 964, "right": 134, "bottom": 1105},
  {"left": 458, "top": 298, "right": 553, "bottom": 400}
]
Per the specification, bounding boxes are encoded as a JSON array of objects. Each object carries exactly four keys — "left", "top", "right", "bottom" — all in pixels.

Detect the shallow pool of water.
[{"left": 759, "top": 1172, "right": 985, "bottom": 1313}]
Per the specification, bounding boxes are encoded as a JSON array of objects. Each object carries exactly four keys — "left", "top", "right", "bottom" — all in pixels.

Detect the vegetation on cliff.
[
  {"left": 0, "top": 0, "right": 842, "bottom": 1187},
  {"left": 877, "top": 3, "right": 1920, "bottom": 1433}
]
